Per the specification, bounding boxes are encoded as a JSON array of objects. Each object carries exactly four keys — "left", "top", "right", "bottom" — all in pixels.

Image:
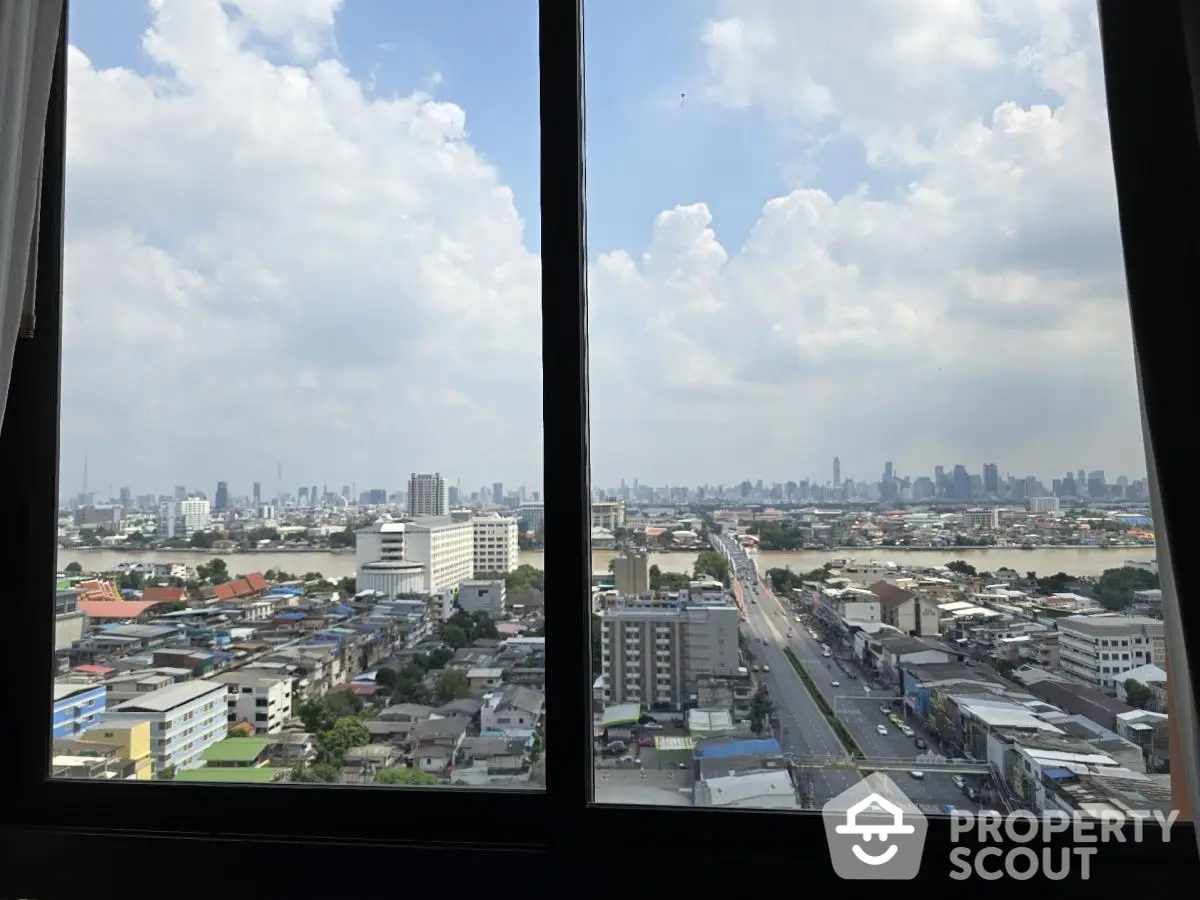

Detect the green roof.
[
  {"left": 201, "top": 738, "right": 270, "bottom": 764},
  {"left": 175, "top": 766, "right": 287, "bottom": 784}
]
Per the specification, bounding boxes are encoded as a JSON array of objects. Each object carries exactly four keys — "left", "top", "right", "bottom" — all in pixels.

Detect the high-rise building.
[
  {"left": 492, "top": 482, "right": 504, "bottom": 505},
  {"left": 833, "top": 457, "right": 840, "bottom": 488},
  {"left": 157, "top": 498, "right": 211, "bottom": 540},
  {"left": 214, "top": 481, "right": 229, "bottom": 511},
  {"left": 311, "top": 484, "right": 319, "bottom": 508},
  {"left": 472, "top": 515, "right": 519, "bottom": 575},
  {"left": 983, "top": 463, "right": 999, "bottom": 494},
  {"left": 613, "top": 549, "right": 650, "bottom": 595},
  {"left": 408, "top": 473, "right": 448, "bottom": 516},
  {"left": 253, "top": 481, "right": 262, "bottom": 505}
]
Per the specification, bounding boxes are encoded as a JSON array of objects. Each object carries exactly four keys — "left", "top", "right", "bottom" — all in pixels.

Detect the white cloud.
[
  {"left": 63, "top": 0, "right": 1146, "bottom": 496},
  {"left": 63, "top": 0, "right": 541, "bottom": 494},
  {"left": 589, "top": 0, "right": 1144, "bottom": 484}
]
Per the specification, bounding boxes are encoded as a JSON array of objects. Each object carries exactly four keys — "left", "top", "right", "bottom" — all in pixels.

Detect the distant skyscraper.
[
  {"left": 492, "top": 482, "right": 504, "bottom": 505},
  {"left": 983, "top": 463, "right": 999, "bottom": 494},
  {"left": 253, "top": 481, "right": 262, "bottom": 505},
  {"left": 409, "top": 473, "right": 448, "bottom": 516},
  {"left": 214, "top": 481, "right": 229, "bottom": 511},
  {"left": 833, "top": 457, "right": 841, "bottom": 487},
  {"left": 311, "top": 484, "right": 319, "bottom": 508}
]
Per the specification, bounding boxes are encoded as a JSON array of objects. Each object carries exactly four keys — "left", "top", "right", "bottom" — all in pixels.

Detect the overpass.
[{"left": 786, "top": 755, "right": 992, "bottom": 776}]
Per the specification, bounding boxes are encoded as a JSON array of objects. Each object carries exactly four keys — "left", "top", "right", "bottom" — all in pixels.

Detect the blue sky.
[{"left": 69, "top": 0, "right": 814, "bottom": 258}]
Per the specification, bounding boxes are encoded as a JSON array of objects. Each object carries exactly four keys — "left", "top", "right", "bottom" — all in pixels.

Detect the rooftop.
[
  {"left": 175, "top": 766, "right": 288, "bottom": 784},
  {"left": 202, "top": 738, "right": 270, "bottom": 764},
  {"left": 111, "top": 679, "right": 225, "bottom": 713}
]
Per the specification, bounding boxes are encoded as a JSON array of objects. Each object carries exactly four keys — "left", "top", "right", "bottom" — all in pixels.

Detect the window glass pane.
[
  {"left": 54, "top": 0, "right": 544, "bottom": 789},
  {"left": 586, "top": 0, "right": 1178, "bottom": 828}
]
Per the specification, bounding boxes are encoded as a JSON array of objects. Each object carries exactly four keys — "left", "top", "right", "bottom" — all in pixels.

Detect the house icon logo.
[{"left": 823, "top": 773, "right": 928, "bottom": 879}]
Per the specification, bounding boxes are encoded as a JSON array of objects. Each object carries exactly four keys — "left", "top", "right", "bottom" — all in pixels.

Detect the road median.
[{"left": 783, "top": 647, "right": 864, "bottom": 759}]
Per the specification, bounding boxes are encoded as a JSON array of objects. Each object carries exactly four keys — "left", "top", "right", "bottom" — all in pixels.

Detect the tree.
[
  {"left": 117, "top": 570, "right": 145, "bottom": 591},
  {"left": 291, "top": 762, "right": 340, "bottom": 783},
  {"left": 434, "top": 669, "right": 470, "bottom": 704},
  {"left": 607, "top": 558, "right": 616, "bottom": 573},
  {"left": 1123, "top": 678, "right": 1154, "bottom": 710},
  {"left": 159, "top": 764, "right": 177, "bottom": 781},
  {"left": 945, "top": 560, "right": 977, "bottom": 577},
  {"left": 374, "top": 766, "right": 438, "bottom": 786},
  {"left": 64, "top": 561, "right": 82, "bottom": 574},
  {"left": 391, "top": 665, "right": 433, "bottom": 705},
  {"left": 649, "top": 564, "right": 690, "bottom": 592},
  {"left": 316, "top": 716, "right": 370, "bottom": 766},
  {"left": 196, "top": 557, "right": 230, "bottom": 584},
  {"left": 375, "top": 667, "right": 398, "bottom": 689},
  {"left": 337, "top": 576, "right": 356, "bottom": 595},
  {"left": 329, "top": 526, "right": 357, "bottom": 549},
  {"left": 1035, "top": 572, "right": 1072, "bottom": 595},
  {"left": 425, "top": 647, "right": 453, "bottom": 670},
  {"left": 1095, "top": 566, "right": 1160, "bottom": 611},
  {"left": 441, "top": 623, "right": 468, "bottom": 649},
  {"left": 189, "top": 530, "right": 216, "bottom": 549},
  {"left": 749, "top": 688, "right": 774, "bottom": 737},
  {"left": 693, "top": 550, "right": 731, "bottom": 585},
  {"left": 298, "top": 692, "right": 364, "bottom": 733}
]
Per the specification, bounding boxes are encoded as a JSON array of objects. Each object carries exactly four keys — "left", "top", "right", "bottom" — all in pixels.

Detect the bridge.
[{"left": 785, "top": 755, "right": 992, "bottom": 776}]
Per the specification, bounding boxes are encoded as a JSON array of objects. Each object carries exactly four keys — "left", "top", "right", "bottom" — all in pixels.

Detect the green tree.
[
  {"left": 749, "top": 688, "right": 774, "bottom": 737},
  {"left": 298, "top": 692, "right": 364, "bottom": 733},
  {"left": 1095, "top": 566, "right": 1160, "bottom": 611},
  {"left": 316, "top": 716, "right": 371, "bottom": 766},
  {"left": 693, "top": 550, "right": 731, "bottom": 585},
  {"left": 1123, "top": 678, "right": 1154, "bottom": 709},
  {"left": 649, "top": 564, "right": 691, "bottom": 592},
  {"left": 118, "top": 570, "right": 145, "bottom": 591},
  {"left": 1035, "top": 572, "right": 1072, "bottom": 594},
  {"left": 945, "top": 560, "right": 977, "bottom": 577},
  {"left": 434, "top": 669, "right": 471, "bottom": 704},
  {"left": 425, "top": 647, "right": 453, "bottom": 670},
  {"left": 391, "top": 665, "right": 433, "bottom": 705},
  {"left": 374, "top": 766, "right": 438, "bottom": 786},
  {"left": 291, "top": 762, "right": 340, "bottom": 783},
  {"left": 189, "top": 530, "right": 217, "bottom": 549},
  {"left": 441, "top": 623, "right": 467, "bottom": 649},
  {"left": 337, "top": 576, "right": 357, "bottom": 595},
  {"left": 375, "top": 667, "right": 398, "bottom": 689},
  {"left": 159, "top": 764, "right": 177, "bottom": 781},
  {"left": 328, "top": 526, "right": 357, "bottom": 549},
  {"left": 196, "top": 557, "right": 230, "bottom": 584},
  {"left": 64, "top": 561, "right": 83, "bottom": 574}
]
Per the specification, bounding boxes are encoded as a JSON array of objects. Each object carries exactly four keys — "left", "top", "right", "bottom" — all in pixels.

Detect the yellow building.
[{"left": 78, "top": 720, "right": 153, "bottom": 780}]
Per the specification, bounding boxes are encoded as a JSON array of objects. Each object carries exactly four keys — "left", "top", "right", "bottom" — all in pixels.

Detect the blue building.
[{"left": 52, "top": 683, "right": 107, "bottom": 739}]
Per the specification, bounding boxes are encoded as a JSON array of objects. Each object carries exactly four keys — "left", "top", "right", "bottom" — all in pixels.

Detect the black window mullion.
[{"left": 538, "top": 0, "right": 593, "bottom": 828}]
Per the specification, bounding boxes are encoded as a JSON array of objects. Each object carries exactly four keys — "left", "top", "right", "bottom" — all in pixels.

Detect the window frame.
[{"left": 3, "top": 0, "right": 1200, "bottom": 893}]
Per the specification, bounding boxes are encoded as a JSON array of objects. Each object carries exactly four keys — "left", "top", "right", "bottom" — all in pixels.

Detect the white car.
[
  {"left": 831, "top": 680, "right": 840, "bottom": 688},
  {"left": 899, "top": 725, "right": 914, "bottom": 737},
  {"left": 909, "top": 770, "right": 925, "bottom": 780},
  {"left": 876, "top": 724, "right": 888, "bottom": 736},
  {"left": 822, "top": 651, "right": 831, "bottom": 658},
  {"left": 762, "top": 665, "right": 770, "bottom": 673}
]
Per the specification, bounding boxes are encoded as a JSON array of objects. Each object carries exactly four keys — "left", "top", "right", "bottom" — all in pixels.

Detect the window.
[{"left": 2, "top": 0, "right": 1199, "bottom": 893}]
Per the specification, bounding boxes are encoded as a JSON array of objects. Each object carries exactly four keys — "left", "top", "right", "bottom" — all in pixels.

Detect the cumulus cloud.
[
  {"left": 63, "top": 0, "right": 541, "bottom": 494},
  {"left": 589, "top": 0, "right": 1144, "bottom": 485},
  {"left": 62, "top": 0, "right": 1146, "bottom": 496}
]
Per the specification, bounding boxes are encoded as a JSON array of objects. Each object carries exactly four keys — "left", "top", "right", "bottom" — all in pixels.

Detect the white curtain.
[{"left": 0, "top": 0, "right": 63, "bottom": 429}]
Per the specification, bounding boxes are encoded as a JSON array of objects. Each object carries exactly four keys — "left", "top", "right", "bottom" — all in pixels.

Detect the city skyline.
[{"left": 58, "top": 0, "right": 1149, "bottom": 493}]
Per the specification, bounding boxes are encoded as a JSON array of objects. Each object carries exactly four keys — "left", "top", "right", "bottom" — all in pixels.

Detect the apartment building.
[
  {"left": 458, "top": 580, "right": 506, "bottom": 619},
  {"left": 104, "top": 680, "right": 227, "bottom": 773},
  {"left": 591, "top": 500, "right": 625, "bottom": 530},
  {"left": 156, "top": 498, "right": 211, "bottom": 540},
  {"left": 868, "top": 581, "right": 939, "bottom": 636},
  {"left": 1057, "top": 615, "right": 1166, "bottom": 694},
  {"left": 52, "top": 682, "right": 106, "bottom": 739},
  {"left": 404, "top": 515, "right": 475, "bottom": 593},
  {"left": 472, "top": 515, "right": 519, "bottom": 575},
  {"left": 598, "top": 592, "right": 739, "bottom": 708},
  {"left": 813, "top": 586, "right": 881, "bottom": 628},
  {"left": 408, "top": 473, "right": 448, "bottom": 516},
  {"left": 517, "top": 501, "right": 544, "bottom": 533},
  {"left": 209, "top": 670, "right": 294, "bottom": 735},
  {"left": 962, "top": 508, "right": 1001, "bottom": 529}
]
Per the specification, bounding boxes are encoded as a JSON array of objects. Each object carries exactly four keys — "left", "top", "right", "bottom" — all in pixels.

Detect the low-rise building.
[
  {"left": 209, "top": 670, "right": 294, "bottom": 735},
  {"left": 52, "top": 682, "right": 106, "bottom": 739},
  {"left": 458, "top": 579, "right": 506, "bottom": 620},
  {"left": 104, "top": 680, "right": 227, "bottom": 773}
]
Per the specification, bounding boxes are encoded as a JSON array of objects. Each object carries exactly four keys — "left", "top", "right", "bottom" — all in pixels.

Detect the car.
[
  {"left": 786, "top": 631, "right": 794, "bottom": 639},
  {"left": 964, "top": 786, "right": 980, "bottom": 802},
  {"left": 909, "top": 770, "right": 924, "bottom": 780},
  {"left": 914, "top": 737, "right": 928, "bottom": 750},
  {"left": 762, "top": 665, "right": 770, "bottom": 673},
  {"left": 831, "top": 680, "right": 840, "bottom": 687},
  {"left": 880, "top": 704, "right": 892, "bottom": 715},
  {"left": 751, "top": 598, "right": 757, "bottom": 604},
  {"left": 643, "top": 722, "right": 663, "bottom": 730},
  {"left": 752, "top": 665, "right": 760, "bottom": 672},
  {"left": 889, "top": 714, "right": 903, "bottom": 727},
  {"left": 846, "top": 671, "right": 857, "bottom": 679},
  {"left": 876, "top": 724, "right": 888, "bottom": 736},
  {"left": 899, "top": 725, "right": 914, "bottom": 737},
  {"left": 952, "top": 775, "right": 966, "bottom": 790},
  {"left": 794, "top": 616, "right": 802, "bottom": 622},
  {"left": 822, "top": 651, "right": 831, "bottom": 658}
]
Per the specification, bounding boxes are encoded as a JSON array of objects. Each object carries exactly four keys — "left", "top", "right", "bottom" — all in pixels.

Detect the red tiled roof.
[
  {"left": 78, "top": 599, "right": 160, "bottom": 619},
  {"left": 211, "top": 583, "right": 237, "bottom": 601},
  {"left": 142, "top": 586, "right": 187, "bottom": 603},
  {"left": 73, "top": 664, "right": 114, "bottom": 674},
  {"left": 245, "top": 572, "right": 268, "bottom": 592},
  {"left": 230, "top": 578, "right": 253, "bottom": 597}
]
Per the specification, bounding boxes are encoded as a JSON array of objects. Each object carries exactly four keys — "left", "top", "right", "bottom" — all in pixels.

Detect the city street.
[
  {"left": 739, "top": 581, "right": 860, "bottom": 803},
  {"left": 723, "top": 537, "right": 984, "bottom": 814}
]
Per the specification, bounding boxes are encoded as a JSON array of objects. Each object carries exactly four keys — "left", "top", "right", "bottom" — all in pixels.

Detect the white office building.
[
  {"left": 358, "top": 560, "right": 426, "bottom": 598},
  {"left": 104, "top": 680, "right": 226, "bottom": 773},
  {"left": 458, "top": 579, "right": 506, "bottom": 619},
  {"left": 355, "top": 520, "right": 407, "bottom": 585},
  {"left": 1030, "top": 496, "right": 1061, "bottom": 514},
  {"left": 962, "top": 508, "right": 1001, "bottom": 530},
  {"left": 156, "top": 498, "right": 212, "bottom": 540},
  {"left": 592, "top": 500, "right": 625, "bottom": 530},
  {"left": 472, "top": 515, "right": 519, "bottom": 575},
  {"left": 209, "top": 671, "right": 294, "bottom": 735},
  {"left": 408, "top": 473, "right": 448, "bottom": 517},
  {"left": 517, "top": 501, "right": 544, "bottom": 533},
  {"left": 404, "top": 515, "right": 474, "bottom": 593},
  {"left": 598, "top": 591, "right": 739, "bottom": 708},
  {"left": 1058, "top": 615, "right": 1167, "bottom": 694}
]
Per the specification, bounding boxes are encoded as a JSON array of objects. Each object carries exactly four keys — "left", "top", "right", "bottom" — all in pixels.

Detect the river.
[{"left": 58, "top": 546, "right": 1155, "bottom": 581}]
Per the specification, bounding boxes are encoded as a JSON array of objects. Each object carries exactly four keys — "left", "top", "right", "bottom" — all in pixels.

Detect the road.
[{"left": 719, "top": 535, "right": 983, "bottom": 813}]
